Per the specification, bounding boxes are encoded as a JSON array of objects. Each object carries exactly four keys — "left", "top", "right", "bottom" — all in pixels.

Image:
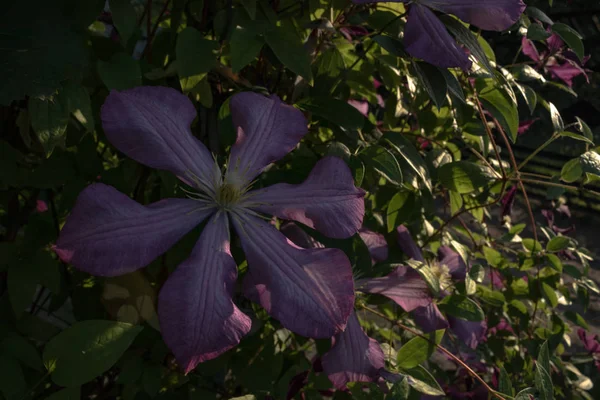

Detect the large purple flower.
[
  {"left": 54, "top": 86, "right": 365, "bottom": 373},
  {"left": 353, "top": 0, "right": 525, "bottom": 69}
]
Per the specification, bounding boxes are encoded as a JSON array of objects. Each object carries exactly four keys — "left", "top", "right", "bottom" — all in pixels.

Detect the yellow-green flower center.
[
  {"left": 430, "top": 262, "right": 453, "bottom": 292},
  {"left": 216, "top": 183, "right": 241, "bottom": 208}
]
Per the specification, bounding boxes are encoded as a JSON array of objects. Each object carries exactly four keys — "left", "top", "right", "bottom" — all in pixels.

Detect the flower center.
[
  {"left": 429, "top": 262, "right": 453, "bottom": 292},
  {"left": 216, "top": 183, "right": 241, "bottom": 208}
]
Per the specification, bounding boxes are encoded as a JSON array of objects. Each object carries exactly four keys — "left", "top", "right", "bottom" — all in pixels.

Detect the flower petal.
[
  {"left": 356, "top": 266, "right": 432, "bottom": 312},
  {"left": 521, "top": 37, "right": 541, "bottom": 62},
  {"left": 322, "top": 312, "right": 385, "bottom": 389},
  {"left": 412, "top": 304, "right": 449, "bottom": 332},
  {"left": 437, "top": 246, "right": 467, "bottom": 281},
  {"left": 225, "top": 92, "right": 308, "bottom": 187},
  {"left": 404, "top": 4, "right": 472, "bottom": 70},
  {"left": 448, "top": 316, "right": 487, "bottom": 349},
  {"left": 248, "top": 156, "right": 365, "bottom": 239},
  {"left": 101, "top": 87, "right": 219, "bottom": 190},
  {"left": 158, "top": 213, "right": 252, "bottom": 373},
  {"left": 396, "top": 225, "right": 424, "bottom": 262},
  {"left": 280, "top": 222, "right": 325, "bottom": 249},
  {"left": 421, "top": 0, "right": 526, "bottom": 31},
  {"left": 55, "top": 184, "right": 212, "bottom": 276},
  {"left": 358, "top": 228, "right": 389, "bottom": 264},
  {"left": 233, "top": 215, "right": 354, "bottom": 338}
]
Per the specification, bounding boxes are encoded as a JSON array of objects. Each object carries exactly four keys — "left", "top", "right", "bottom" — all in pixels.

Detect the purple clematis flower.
[
  {"left": 54, "top": 86, "right": 366, "bottom": 373},
  {"left": 353, "top": 0, "right": 525, "bottom": 69},
  {"left": 396, "top": 226, "right": 487, "bottom": 349},
  {"left": 522, "top": 34, "right": 591, "bottom": 87}
]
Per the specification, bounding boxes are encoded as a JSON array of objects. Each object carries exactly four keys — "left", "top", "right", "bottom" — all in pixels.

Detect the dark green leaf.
[
  {"left": 560, "top": 158, "right": 582, "bottom": 183},
  {"left": 411, "top": 62, "right": 447, "bottom": 110},
  {"left": 389, "top": 376, "right": 410, "bottom": 399},
  {"left": 476, "top": 285, "right": 506, "bottom": 307},
  {"left": 551, "top": 23, "right": 584, "bottom": 62},
  {"left": 265, "top": 25, "right": 313, "bottom": 80},
  {"left": 386, "top": 191, "right": 418, "bottom": 232},
  {"left": 385, "top": 133, "right": 431, "bottom": 190},
  {"left": 230, "top": 27, "right": 263, "bottom": 72},
  {"left": 441, "top": 70, "right": 466, "bottom": 103},
  {"left": 176, "top": 28, "right": 217, "bottom": 92},
  {"left": 62, "top": 81, "right": 95, "bottom": 133},
  {"left": 241, "top": 0, "right": 257, "bottom": 19},
  {"left": 441, "top": 16, "right": 494, "bottom": 75},
  {"left": 396, "top": 330, "right": 444, "bottom": 369},
  {"left": 498, "top": 366, "right": 513, "bottom": 396},
  {"left": 437, "top": 161, "right": 488, "bottom": 194},
  {"left": 360, "top": 146, "right": 403, "bottom": 186},
  {"left": 110, "top": 0, "right": 137, "bottom": 45},
  {"left": 528, "top": 24, "right": 552, "bottom": 40},
  {"left": 559, "top": 131, "right": 594, "bottom": 145},
  {"left": 548, "top": 102, "right": 564, "bottom": 133},
  {"left": 28, "top": 95, "right": 69, "bottom": 156},
  {"left": 526, "top": 7, "right": 554, "bottom": 24},
  {"left": 402, "top": 365, "right": 445, "bottom": 396},
  {"left": 0, "top": 334, "right": 43, "bottom": 371},
  {"left": 8, "top": 265, "right": 37, "bottom": 318},
  {"left": 297, "top": 97, "right": 364, "bottom": 130},
  {"left": 97, "top": 53, "right": 142, "bottom": 91},
  {"left": 515, "top": 388, "right": 537, "bottom": 400},
  {"left": 576, "top": 117, "right": 594, "bottom": 142},
  {"left": 478, "top": 80, "right": 519, "bottom": 142},
  {"left": 0, "top": 355, "right": 26, "bottom": 400},
  {"left": 43, "top": 320, "right": 143, "bottom": 387},
  {"left": 43, "top": 387, "right": 80, "bottom": 400}
]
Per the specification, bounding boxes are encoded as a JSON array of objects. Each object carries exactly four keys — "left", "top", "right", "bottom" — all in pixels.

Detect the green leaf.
[
  {"left": 545, "top": 254, "right": 563, "bottom": 272},
  {"left": 441, "top": 16, "right": 494, "bottom": 75},
  {"left": 523, "top": 238, "right": 543, "bottom": 253},
  {"left": 0, "top": 1, "right": 88, "bottom": 105},
  {"left": 542, "top": 283, "right": 558, "bottom": 307},
  {"left": 265, "top": 25, "right": 313, "bottom": 80},
  {"left": 559, "top": 131, "right": 594, "bottom": 145},
  {"left": 515, "top": 388, "right": 537, "bottom": 400},
  {"left": 62, "top": 81, "right": 95, "bottom": 133},
  {"left": 535, "top": 364, "right": 553, "bottom": 400},
  {"left": 498, "top": 366, "right": 514, "bottom": 396},
  {"left": 402, "top": 365, "right": 445, "bottom": 396},
  {"left": 396, "top": 330, "right": 444, "bottom": 369},
  {"left": 576, "top": 117, "right": 594, "bottom": 142},
  {"left": 97, "top": 53, "right": 142, "bottom": 91},
  {"left": 483, "top": 246, "right": 502, "bottom": 267},
  {"left": 528, "top": 24, "right": 552, "bottom": 40},
  {"left": 548, "top": 102, "right": 564, "bottom": 133},
  {"left": 476, "top": 285, "right": 506, "bottom": 307},
  {"left": 43, "top": 320, "right": 143, "bottom": 387},
  {"left": 0, "top": 334, "right": 43, "bottom": 371},
  {"left": 441, "top": 69, "right": 466, "bottom": 103},
  {"left": 526, "top": 7, "right": 554, "bottom": 24},
  {"left": 386, "top": 191, "right": 418, "bottom": 232},
  {"left": 546, "top": 236, "right": 570, "bottom": 252},
  {"left": 564, "top": 311, "right": 589, "bottom": 330},
  {"left": 360, "top": 145, "right": 403, "bottom": 186},
  {"left": 522, "top": 85, "right": 538, "bottom": 115},
  {"left": 478, "top": 80, "right": 519, "bottom": 142},
  {"left": 580, "top": 151, "right": 600, "bottom": 177},
  {"left": 28, "top": 95, "right": 69, "bottom": 156},
  {"left": 551, "top": 23, "right": 584, "bottom": 62},
  {"left": 411, "top": 62, "right": 447, "bottom": 110},
  {"left": 385, "top": 133, "right": 431, "bottom": 191},
  {"left": 296, "top": 97, "right": 364, "bottom": 131},
  {"left": 437, "top": 161, "right": 488, "bottom": 194},
  {"left": 0, "top": 355, "right": 26, "bottom": 400},
  {"left": 43, "top": 387, "right": 81, "bottom": 400},
  {"left": 241, "top": 0, "right": 257, "bottom": 19},
  {"left": 230, "top": 26, "right": 263, "bottom": 72},
  {"left": 560, "top": 158, "right": 583, "bottom": 183},
  {"left": 109, "top": 0, "right": 137, "bottom": 45},
  {"left": 8, "top": 265, "right": 37, "bottom": 318},
  {"left": 176, "top": 28, "right": 217, "bottom": 93},
  {"left": 440, "top": 295, "right": 485, "bottom": 321},
  {"left": 389, "top": 376, "right": 410, "bottom": 399}
]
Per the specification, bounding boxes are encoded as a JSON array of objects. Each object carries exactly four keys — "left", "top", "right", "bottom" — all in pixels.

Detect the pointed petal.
[
  {"left": 356, "top": 266, "right": 432, "bottom": 312},
  {"left": 412, "top": 304, "right": 449, "bottom": 332},
  {"left": 396, "top": 225, "right": 424, "bottom": 262},
  {"left": 280, "top": 222, "right": 325, "bottom": 249},
  {"left": 437, "top": 246, "right": 467, "bottom": 281},
  {"left": 55, "top": 184, "right": 213, "bottom": 276},
  {"left": 101, "top": 87, "right": 219, "bottom": 190},
  {"left": 233, "top": 215, "right": 354, "bottom": 338},
  {"left": 358, "top": 228, "right": 389, "bottom": 264},
  {"left": 421, "top": 0, "right": 526, "bottom": 31},
  {"left": 248, "top": 157, "right": 365, "bottom": 239},
  {"left": 322, "top": 312, "right": 385, "bottom": 389},
  {"left": 448, "top": 316, "right": 487, "bottom": 349},
  {"left": 404, "top": 4, "right": 472, "bottom": 70},
  {"left": 521, "top": 37, "right": 541, "bottom": 62},
  {"left": 225, "top": 92, "right": 308, "bottom": 187},
  {"left": 158, "top": 213, "right": 252, "bottom": 373}
]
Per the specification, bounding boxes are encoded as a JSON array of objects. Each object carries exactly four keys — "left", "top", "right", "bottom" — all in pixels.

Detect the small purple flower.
[
  {"left": 522, "top": 34, "right": 591, "bottom": 87},
  {"left": 54, "top": 87, "right": 366, "bottom": 373},
  {"left": 353, "top": 0, "right": 525, "bottom": 69},
  {"left": 501, "top": 185, "right": 518, "bottom": 218}
]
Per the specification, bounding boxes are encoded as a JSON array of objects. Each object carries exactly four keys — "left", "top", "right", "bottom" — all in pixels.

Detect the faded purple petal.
[
  {"left": 438, "top": 246, "right": 467, "bottom": 281},
  {"left": 322, "top": 312, "right": 385, "bottom": 389},
  {"left": 55, "top": 184, "right": 212, "bottom": 276},
  {"left": 405, "top": 4, "right": 472, "bottom": 70},
  {"left": 225, "top": 92, "right": 308, "bottom": 187},
  {"left": 501, "top": 186, "right": 518, "bottom": 217},
  {"left": 547, "top": 33, "right": 564, "bottom": 53},
  {"left": 522, "top": 37, "right": 541, "bottom": 62},
  {"left": 248, "top": 157, "right": 365, "bottom": 239},
  {"left": 358, "top": 228, "right": 389, "bottom": 264},
  {"left": 233, "top": 215, "right": 355, "bottom": 338},
  {"left": 412, "top": 303, "right": 449, "bottom": 332},
  {"left": 422, "top": 0, "right": 525, "bottom": 31},
  {"left": 547, "top": 60, "right": 589, "bottom": 87},
  {"left": 348, "top": 99, "right": 369, "bottom": 117},
  {"left": 356, "top": 266, "right": 432, "bottom": 312},
  {"left": 578, "top": 329, "right": 600, "bottom": 354},
  {"left": 101, "top": 87, "right": 218, "bottom": 188},
  {"left": 448, "top": 316, "right": 487, "bottom": 349},
  {"left": 396, "top": 225, "right": 424, "bottom": 262},
  {"left": 158, "top": 213, "right": 251, "bottom": 373},
  {"left": 280, "top": 222, "right": 325, "bottom": 249},
  {"left": 518, "top": 119, "right": 539, "bottom": 136}
]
